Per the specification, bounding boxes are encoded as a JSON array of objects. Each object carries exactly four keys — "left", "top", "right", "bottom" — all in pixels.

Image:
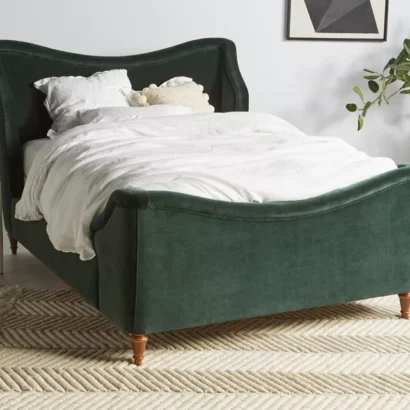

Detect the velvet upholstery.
[
  {"left": 0, "top": 38, "right": 248, "bottom": 233},
  {"left": 0, "top": 39, "right": 409, "bottom": 337},
  {"left": 9, "top": 202, "right": 98, "bottom": 307},
  {"left": 91, "top": 167, "right": 410, "bottom": 334}
]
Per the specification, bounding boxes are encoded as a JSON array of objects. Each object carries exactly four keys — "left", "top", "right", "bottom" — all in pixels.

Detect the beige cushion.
[{"left": 127, "top": 79, "right": 214, "bottom": 113}]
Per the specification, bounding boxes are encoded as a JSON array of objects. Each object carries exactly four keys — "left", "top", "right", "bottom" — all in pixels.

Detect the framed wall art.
[{"left": 287, "top": 0, "right": 389, "bottom": 41}]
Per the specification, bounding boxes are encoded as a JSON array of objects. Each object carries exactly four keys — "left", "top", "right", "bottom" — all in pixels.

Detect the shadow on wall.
[{"left": 298, "top": 24, "right": 410, "bottom": 163}]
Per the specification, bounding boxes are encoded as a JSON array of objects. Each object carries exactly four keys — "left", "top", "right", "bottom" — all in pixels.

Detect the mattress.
[{"left": 23, "top": 138, "right": 50, "bottom": 176}]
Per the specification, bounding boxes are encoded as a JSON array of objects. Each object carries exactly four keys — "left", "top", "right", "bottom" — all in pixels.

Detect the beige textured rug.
[{"left": 1, "top": 286, "right": 410, "bottom": 409}]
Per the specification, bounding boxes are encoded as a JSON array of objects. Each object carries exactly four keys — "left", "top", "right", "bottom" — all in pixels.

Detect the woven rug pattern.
[{"left": 1, "top": 286, "right": 410, "bottom": 409}]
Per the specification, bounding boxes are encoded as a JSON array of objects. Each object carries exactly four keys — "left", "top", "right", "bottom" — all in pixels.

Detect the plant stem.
[{"left": 388, "top": 86, "right": 405, "bottom": 100}]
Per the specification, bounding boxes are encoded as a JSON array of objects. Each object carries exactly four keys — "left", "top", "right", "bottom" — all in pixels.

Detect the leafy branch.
[{"left": 346, "top": 39, "right": 410, "bottom": 131}]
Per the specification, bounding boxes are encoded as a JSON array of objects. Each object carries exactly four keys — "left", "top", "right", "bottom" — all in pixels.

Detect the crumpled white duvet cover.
[{"left": 15, "top": 112, "right": 397, "bottom": 260}]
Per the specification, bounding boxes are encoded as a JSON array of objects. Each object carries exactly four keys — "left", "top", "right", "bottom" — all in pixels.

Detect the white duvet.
[{"left": 15, "top": 112, "right": 396, "bottom": 260}]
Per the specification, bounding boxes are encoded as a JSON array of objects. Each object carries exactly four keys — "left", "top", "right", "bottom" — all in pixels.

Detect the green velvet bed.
[{"left": 1, "top": 38, "right": 410, "bottom": 366}]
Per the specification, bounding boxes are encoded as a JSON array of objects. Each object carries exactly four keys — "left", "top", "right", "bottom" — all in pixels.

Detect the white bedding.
[
  {"left": 23, "top": 139, "right": 50, "bottom": 176},
  {"left": 15, "top": 112, "right": 397, "bottom": 260}
]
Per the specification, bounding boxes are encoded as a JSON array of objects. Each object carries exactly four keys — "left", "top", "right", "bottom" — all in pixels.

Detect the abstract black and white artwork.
[{"left": 287, "top": 0, "right": 389, "bottom": 41}]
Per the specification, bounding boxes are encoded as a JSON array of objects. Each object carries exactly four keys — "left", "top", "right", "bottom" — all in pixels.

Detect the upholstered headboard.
[{"left": 0, "top": 38, "right": 248, "bottom": 231}]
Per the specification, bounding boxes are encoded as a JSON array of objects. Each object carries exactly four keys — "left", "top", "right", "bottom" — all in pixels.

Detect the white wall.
[{"left": 1, "top": 0, "right": 409, "bottom": 161}]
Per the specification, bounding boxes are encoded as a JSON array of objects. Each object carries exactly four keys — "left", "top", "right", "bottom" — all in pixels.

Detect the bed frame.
[{"left": 1, "top": 38, "right": 410, "bottom": 366}]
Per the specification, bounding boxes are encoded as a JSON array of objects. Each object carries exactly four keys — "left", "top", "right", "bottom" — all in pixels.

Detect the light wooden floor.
[{"left": 0, "top": 229, "right": 68, "bottom": 289}]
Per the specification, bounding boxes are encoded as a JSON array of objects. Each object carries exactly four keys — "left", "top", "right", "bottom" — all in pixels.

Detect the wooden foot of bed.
[
  {"left": 399, "top": 293, "right": 410, "bottom": 319},
  {"left": 8, "top": 235, "right": 17, "bottom": 255},
  {"left": 132, "top": 335, "right": 148, "bottom": 366}
]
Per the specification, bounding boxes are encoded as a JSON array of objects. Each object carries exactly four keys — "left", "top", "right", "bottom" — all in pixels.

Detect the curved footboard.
[{"left": 92, "top": 165, "right": 410, "bottom": 335}]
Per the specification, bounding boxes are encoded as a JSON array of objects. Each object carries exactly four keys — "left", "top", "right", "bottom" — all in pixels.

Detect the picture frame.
[{"left": 287, "top": 0, "right": 389, "bottom": 42}]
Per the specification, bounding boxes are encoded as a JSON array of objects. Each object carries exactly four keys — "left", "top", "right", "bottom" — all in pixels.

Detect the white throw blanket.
[{"left": 15, "top": 112, "right": 396, "bottom": 260}]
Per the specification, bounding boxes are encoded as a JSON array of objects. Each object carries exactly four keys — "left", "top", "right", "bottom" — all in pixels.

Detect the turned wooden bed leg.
[
  {"left": 132, "top": 335, "right": 148, "bottom": 366},
  {"left": 8, "top": 234, "right": 17, "bottom": 255},
  {"left": 399, "top": 293, "right": 410, "bottom": 319}
]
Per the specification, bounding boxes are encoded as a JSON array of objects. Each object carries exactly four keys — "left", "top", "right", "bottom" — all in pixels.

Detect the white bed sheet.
[
  {"left": 23, "top": 139, "right": 50, "bottom": 176},
  {"left": 15, "top": 112, "right": 397, "bottom": 260}
]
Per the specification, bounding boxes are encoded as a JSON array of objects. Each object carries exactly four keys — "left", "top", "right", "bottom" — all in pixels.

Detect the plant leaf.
[
  {"left": 400, "top": 90, "right": 410, "bottom": 94},
  {"left": 384, "top": 58, "right": 396, "bottom": 71},
  {"left": 358, "top": 115, "right": 364, "bottom": 131},
  {"left": 368, "top": 80, "right": 379, "bottom": 93},
  {"left": 362, "top": 101, "right": 371, "bottom": 117},
  {"left": 395, "top": 49, "right": 408, "bottom": 65},
  {"left": 353, "top": 86, "right": 365, "bottom": 103},
  {"left": 389, "top": 64, "right": 410, "bottom": 71},
  {"left": 364, "top": 69, "right": 378, "bottom": 74},
  {"left": 403, "top": 80, "right": 410, "bottom": 89},
  {"left": 364, "top": 75, "right": 380, "bottom": 80},
  {"left": 346, "top": 103, "right": 358, "bottom": 112},
  {"left": 404, "top": 41, "right": 410, "bottom": 56}
]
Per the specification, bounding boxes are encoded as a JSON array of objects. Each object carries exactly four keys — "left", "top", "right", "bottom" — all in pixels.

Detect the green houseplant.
[{"left": 346, "top": 39, "right": 410, "bottom": 130}]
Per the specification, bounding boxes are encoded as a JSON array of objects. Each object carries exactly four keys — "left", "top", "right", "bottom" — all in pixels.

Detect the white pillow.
[
  {"left": 127, "top": 77, "right": 214, "bottom": 113},
  {"left": 77, "top": 105, "right": 192, "bottom": 125},
  {"left": 34, "top": 69, "right": 132, "bottom": 137},
  {"left": 159, "top": 76, "right": 193, "bottom": 88}
]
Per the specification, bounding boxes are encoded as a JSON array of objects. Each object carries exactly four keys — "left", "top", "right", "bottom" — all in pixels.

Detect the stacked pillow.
[
  {"left": 34, "top": 71, "right": 214, "bottom": 136},
  {"left": 77, "top": 105, "right": 192, "bottom": 125},
  {"left": 126, "top": 76, "right": 215, "bottom": 114},
  {"left": 34, "top": 69, "right": 131, "bottom": 136}
]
